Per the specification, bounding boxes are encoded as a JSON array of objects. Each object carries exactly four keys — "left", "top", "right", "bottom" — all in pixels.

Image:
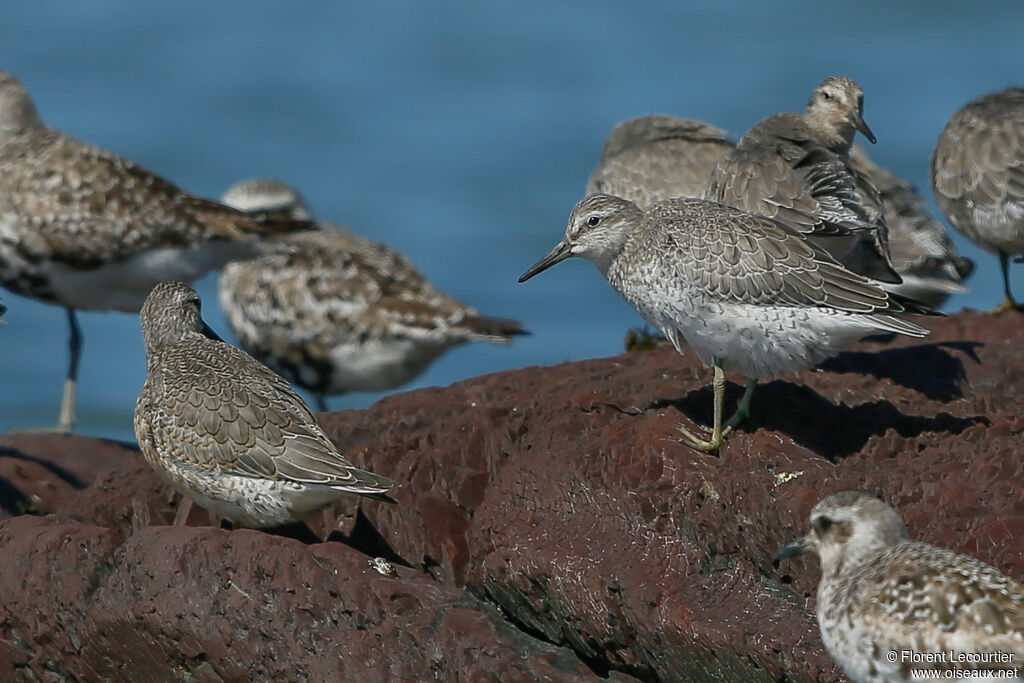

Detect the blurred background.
[{"left": 2, "top": 1, "right": 1022, "bottom": 441}]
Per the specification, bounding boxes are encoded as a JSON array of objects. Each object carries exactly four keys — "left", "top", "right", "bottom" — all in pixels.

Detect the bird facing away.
[
  {"left": 134, "top": 281, "right": 398, "bottom": 528},
  {"left": 775, "top": 491, "right": 1024, "bottom": 682},
  {"left": 0, "top": 70, "right": 301, "bottom": 433},
  {"left": 586, "top": 115, "right": 734, "bottom": 208},
  {"left": 217, "top": 178, "right": 526, "bottom": 411},
  {"left": 932, "top": 87, "right": 1024, "bottom": 312},
  {"left": 848, "top": 143, "right": 974, "bottom": 307},
  {"left": 706, "top": 76, "right": 901, "bottom": 284},
  {"left": 519, "top": 194, "right": 931, "bottom": 452}
]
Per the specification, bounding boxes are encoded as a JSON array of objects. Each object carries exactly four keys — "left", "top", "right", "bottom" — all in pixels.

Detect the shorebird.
[
  {"left": 134, "top": 281, "right": 398, "bottom": 528},
  {"left": 848, "top": 144, "right": 974, "bottom": 307},
  {"left": 217, "top": 178, "right": 526, "bottom": 411},
  {"left": 0, "top": 70, "right": 301, "bottom": 433},
  {"left": 707, "top": 76, "right": 900, "bottom": 284},
  {"left": 932, "top": 87, "right": 1024, "bottom": 312},
  {"left": 520, "top": 194, "right": 932, "bottom": 452},
  {"left": 586, "top": 115, "right": 734, "bottom": 208},
  {"left": 775, "top": 491, "right": 1024, "bottom": 682}
]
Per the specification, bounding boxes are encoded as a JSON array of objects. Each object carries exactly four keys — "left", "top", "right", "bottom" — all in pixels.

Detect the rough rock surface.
[{"left": 1, "top": 310, "right": 1022, "bottom": 681}]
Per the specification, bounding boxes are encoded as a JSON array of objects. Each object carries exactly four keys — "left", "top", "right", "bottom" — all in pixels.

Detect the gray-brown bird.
[
  {"left": 932, "top": 87, "right": 1024, "bottom": 312},
  {"left": 134, "top": 281, "right": 398, "bottom": 528},
  {"left": 706, "top": 76, "right": 900, "bottom": 284},
  {"left": 520, "top": 195, "right": 931, "bottom": 452},
  {"left": 0, "top": 70, "right": 300, "bottom": 433},
  {"left": 586, "top": 115, "right": 734, "bottom": 208}
]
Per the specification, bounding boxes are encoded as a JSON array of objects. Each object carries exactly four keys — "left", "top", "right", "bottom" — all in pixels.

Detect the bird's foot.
[
  {"left": 7, "top": 421, "right": 74, "bottom": 436},
  {"left": 677, "top": 422, "right": 732, "bottom": 453},
  {"left": 992, "top": 296, "right": 1024, "bottom": 314}
]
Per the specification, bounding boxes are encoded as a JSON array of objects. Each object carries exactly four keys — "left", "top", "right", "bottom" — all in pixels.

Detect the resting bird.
[
  {"left": 775, "top": 491, "right": 1024, "bottom": 682},
  {"left": 707, "top": 75, "right": 900, "bottom": 285},
  {"left": 217, "top": 178, "right": 527, "bottom": 411},
  {"left": 848, "top": 144, "right": 974, "bottom": 307},
  {"left": 586, "top": 115, "right": 734, "bottom": 207},
  {"left": 134, "top": 281, "right": 398, "bottom": 528}
]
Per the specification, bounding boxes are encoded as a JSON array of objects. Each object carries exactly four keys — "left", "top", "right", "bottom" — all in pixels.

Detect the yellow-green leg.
[
  {"left": 679, "top": 363, "right": 729, "bottom": 452},
  {"left": 724, "top": 379, "right": 757, "bottom": 430},
  {"left": 679, "top": 366, "right": 756, "bottom": 452},
  {"left": 994, "top": 252, "right": 1023, "bottom": 313}
]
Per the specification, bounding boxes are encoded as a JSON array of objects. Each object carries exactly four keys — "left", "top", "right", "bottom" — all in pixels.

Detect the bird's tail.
[
  {"left": 463, "top": 314, "right": 530, "bottom": 343},
  {"left": 334, "top": 468, "right": 401, "bottom": 503},
  {"left": 190, "top": 196, "right": 315, "bottom": 241}
]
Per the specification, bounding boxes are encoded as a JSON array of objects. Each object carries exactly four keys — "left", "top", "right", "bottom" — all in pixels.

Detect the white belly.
[
  {"left": 638, "top": 295, "right": 888, "bottom": 379},
  {"left": 45, "top": 241, "right": 258, "bottom": 312},
  {"left": 322, "top": 337, "right": 451, "bottom": 393}
]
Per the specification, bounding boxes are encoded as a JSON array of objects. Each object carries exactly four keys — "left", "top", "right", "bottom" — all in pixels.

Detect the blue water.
[{"left": 2, "top": 1, "right": 1023, "bottom": 441}]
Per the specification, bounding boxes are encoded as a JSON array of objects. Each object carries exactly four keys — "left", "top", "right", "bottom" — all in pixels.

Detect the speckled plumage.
[
  {"left": 706, "top": 76, "right": 900, "bottom": 284},
  {"left": 217, "top": 179, "right": 525, "bottom": 407},
  {"left": 776, "top": 492, "right": 1024, "bottom": 682},
  {"left": 0, "top": 72, "right": 291, "bottom": 311},
  {"left": 0, "top": 71, "right": 299, "bottom": 432},
  {"left": 134, "top": 282, "right": 398, "bottom": 528},
  {"left": 848, "top": 144, "right": 974, "bottom": 307},
  {"left": 931, "top": 87, "right": 1024, "bottom": 309},
  {"left": 586, "top": 115, "right": 734, "bottom": 208},
  {"left": 520, "top": 194, "right": 931, "bottom": 450}
]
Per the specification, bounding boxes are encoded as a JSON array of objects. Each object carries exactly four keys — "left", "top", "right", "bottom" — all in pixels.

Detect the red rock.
[{"left": 0, "top": 310, "right": 1021, "bottom": 681}]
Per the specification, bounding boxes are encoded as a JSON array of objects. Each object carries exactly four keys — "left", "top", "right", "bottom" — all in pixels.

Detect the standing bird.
[
  {"left": 707, "top": 76, "right": 900, "bottom": 284},
  {"left": 775, "top": 491, "right": 1024, "bottom": 682},
  {"left": 848, "top": 144, "right": 974, "bottom": 307},
  {"left": 0, "top": 70, "right": 301, "bottom": 433},
  {"left": 217, "top": 178, "right": 526, "bottom": 411},
  {"left": 134, "top": 281, "right": 397, "bottom": 529},
  {"left": 932, "top": 87, "right": 1024, "bottom": 312},
  {"left": 520, "top": 195, "right": 931, "bottom": 452},
  {"left": 586, "top": 115, "right": 734, "bottom": 207}
]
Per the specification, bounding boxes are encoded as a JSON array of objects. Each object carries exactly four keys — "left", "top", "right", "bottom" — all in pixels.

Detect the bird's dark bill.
[
  {"left": 519, "top": 240, "right": 572, "bottom": 282},
  {"left": 772, "top": 534, "right": 812, "bottom": 566},
  {"left": 201, "top": 320, "right": 226, "bottom": 343},
  {"left": 851, "top": 110, "right": 877, "bottom": 144}
]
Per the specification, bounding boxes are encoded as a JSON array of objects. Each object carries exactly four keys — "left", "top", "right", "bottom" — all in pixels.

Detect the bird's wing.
[{"left": 137, "top": 337, "right": 393, "bottom": 492}]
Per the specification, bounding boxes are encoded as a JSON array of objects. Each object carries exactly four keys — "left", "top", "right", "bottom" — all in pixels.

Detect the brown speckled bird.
[
  {"left": 0, "top": 70, "right": 301, "bottom": 433},
  {"left": 217, "top": 178, "right": 526, "bottom": 411},
  {"left": 775, "top": 492, "right": 1024, "bottom": 682},
  {"left": 134, "top": 281, "right": 397, "bottom": 528}
]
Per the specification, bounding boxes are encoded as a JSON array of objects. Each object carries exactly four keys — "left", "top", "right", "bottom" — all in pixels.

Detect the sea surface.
[{"left": 2, "top": 1, "right": 1023, "bottom": 441}]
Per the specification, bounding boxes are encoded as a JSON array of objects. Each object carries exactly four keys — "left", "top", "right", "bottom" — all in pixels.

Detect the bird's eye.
[
  {"left": 815, "top": 516, "right": 833, "bottom": 533},
  {"left": 188, "top": 296, "right": 201, "bottom": 310},
  {"left": 587, "top": 216, "right": 601, "bottom": 228},
  {"left": 821, "top": 91, "right": 833, "bottom": 100}
]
